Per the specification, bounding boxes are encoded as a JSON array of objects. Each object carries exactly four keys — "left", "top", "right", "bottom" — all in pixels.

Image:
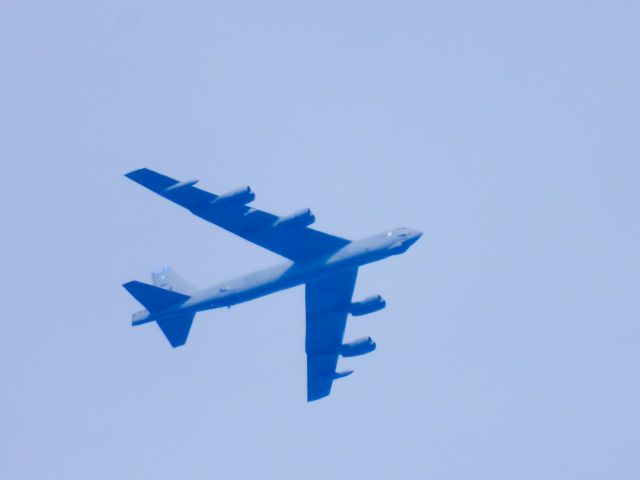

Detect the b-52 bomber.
[{"left": 123, "top": 168, "right": 422, "bottom": 401}]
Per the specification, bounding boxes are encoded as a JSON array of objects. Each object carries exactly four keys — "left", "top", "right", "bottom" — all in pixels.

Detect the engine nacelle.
[
  {"left": 211, "top": 186, "right": 255, "bottom": 207},
  {"left": 350, "top": 295, "right": 386, "bottom": 316},
  {"left": 340, "top": 337, "right": 376, "bottom": 358},
  {"left": 273, "top": 208, "right": 315, "bottom": 229}
]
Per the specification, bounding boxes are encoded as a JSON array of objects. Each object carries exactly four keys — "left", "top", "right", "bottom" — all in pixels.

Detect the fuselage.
[{"left": 134, "top": 227, "right": 422, "bottom": 325}]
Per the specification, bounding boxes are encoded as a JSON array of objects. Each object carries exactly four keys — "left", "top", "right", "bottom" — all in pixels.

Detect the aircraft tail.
[
  {"left": 122, "top": 280, "right": 194, "bottom": 348},
  {"left": 156, "top": 313, "right": 195, "bottom": 348},
  {"left": 152, "top": 267, "right": 197, "bottom": 295},
  {"left": 123, "top": 280, "right": 190, "bottom": 312}
]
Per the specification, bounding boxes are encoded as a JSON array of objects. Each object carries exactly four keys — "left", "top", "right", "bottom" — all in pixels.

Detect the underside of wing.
[
  {"left": 125, "top": 168, "right": 350, "bottom": 262},
  {"left": 305, "top": 268, "right": 359, "bottom": 402}
]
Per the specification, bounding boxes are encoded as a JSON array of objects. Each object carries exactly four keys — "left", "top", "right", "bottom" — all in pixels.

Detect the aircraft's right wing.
[
  {"left": 305, "top": 268, "right": 359, "bottom": 401},
  {"left": 125, "top": 168, "right": 350, "bottom": 262}
]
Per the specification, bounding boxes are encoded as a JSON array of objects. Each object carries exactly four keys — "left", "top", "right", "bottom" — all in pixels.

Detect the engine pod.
[
  {"left": 210, "top": 186, "right": 255, "bottom": 207},
  {"left": 340, "top": 337, "right": 376, "bottom": 357},
  {"left": 350, "top": 295, "right": 386, "bottom": 316},
  {"left": 273, "top": 208, "right": 315, "bottom": 229}
]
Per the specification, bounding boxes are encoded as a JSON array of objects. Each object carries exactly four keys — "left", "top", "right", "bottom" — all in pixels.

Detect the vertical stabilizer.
[{"left": 152, "top": 268, "right": 197, "bottom": 295}]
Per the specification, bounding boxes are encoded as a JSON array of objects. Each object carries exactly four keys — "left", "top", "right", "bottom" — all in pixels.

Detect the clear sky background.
[{"left": 1, "top": 1, "right": 639, "bottom": 478}]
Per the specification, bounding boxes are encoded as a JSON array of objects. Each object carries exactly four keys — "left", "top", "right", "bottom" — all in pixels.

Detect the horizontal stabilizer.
[
  {"left": 157, "top": 314, "right": 195, "bottom": 348},
  {"left": 123, "top": 280, "right": 190, "bottom": 312}
]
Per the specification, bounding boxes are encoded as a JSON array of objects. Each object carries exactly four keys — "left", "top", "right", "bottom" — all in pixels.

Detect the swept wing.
[
  {"left": 125, "top": 168, "right": 350, "bottom": 262},
  {"left": 305, "top": 268, "right": 359, "bottom": 401}
]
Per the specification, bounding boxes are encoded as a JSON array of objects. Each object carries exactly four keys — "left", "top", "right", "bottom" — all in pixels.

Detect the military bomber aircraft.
[{"left": 123, "top": 168, "right": 422, "bottom": 401}]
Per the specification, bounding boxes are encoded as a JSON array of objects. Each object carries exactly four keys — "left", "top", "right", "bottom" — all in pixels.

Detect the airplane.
[{"left": 122, "top": 168, "right": 422, "bottom": 401}]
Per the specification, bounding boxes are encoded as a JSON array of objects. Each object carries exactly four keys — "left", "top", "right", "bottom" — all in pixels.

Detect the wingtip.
[
  {"left": 307, "top": 392, "right": 329, "bottom": 402},
  {"left": 124, "top": 168, "right": 147, "bottom": 179}
]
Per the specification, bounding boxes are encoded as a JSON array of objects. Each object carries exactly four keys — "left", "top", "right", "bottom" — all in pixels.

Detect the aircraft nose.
[{"left": 400, "top": 229, "right": 423, "bottom": 248}]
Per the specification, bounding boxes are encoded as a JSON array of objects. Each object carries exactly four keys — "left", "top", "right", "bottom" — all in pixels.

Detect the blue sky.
[{"left": 1, "top": 1, "right": 639, "bottom": 478}]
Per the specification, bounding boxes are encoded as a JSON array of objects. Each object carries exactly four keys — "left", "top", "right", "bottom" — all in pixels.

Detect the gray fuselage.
[{"left": 136, "top": 227, "right": 422, "bottom": 324}]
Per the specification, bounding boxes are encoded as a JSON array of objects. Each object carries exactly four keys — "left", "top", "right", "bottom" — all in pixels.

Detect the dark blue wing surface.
[
  {"left": 305, "top": 268, "right": 358, "bottom": 401},
  {"left": 125, "top": 168, "right": 350, "bottom": 262}
]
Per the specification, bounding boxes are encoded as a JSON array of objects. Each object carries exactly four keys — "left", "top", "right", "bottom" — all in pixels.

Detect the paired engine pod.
[
  {"left": 273, "top": 208, "right": 315, "bottom": 229},
  {"left": 350, "top": 295, "right": 386, "bottom": 316},
  {"left": 340, "top": 337, "right": 376, "bottom": 358},
  {"left": 211, "top": 186, "right": 255, "bottom": 207}
]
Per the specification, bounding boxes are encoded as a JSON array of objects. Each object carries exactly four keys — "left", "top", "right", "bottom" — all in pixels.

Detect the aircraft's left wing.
[
  {"left": 125, "top": 168, "right": 350, "bottom": 262},
  {"left": 305, "top": 268, "right": 359, "bottom": 401}
]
